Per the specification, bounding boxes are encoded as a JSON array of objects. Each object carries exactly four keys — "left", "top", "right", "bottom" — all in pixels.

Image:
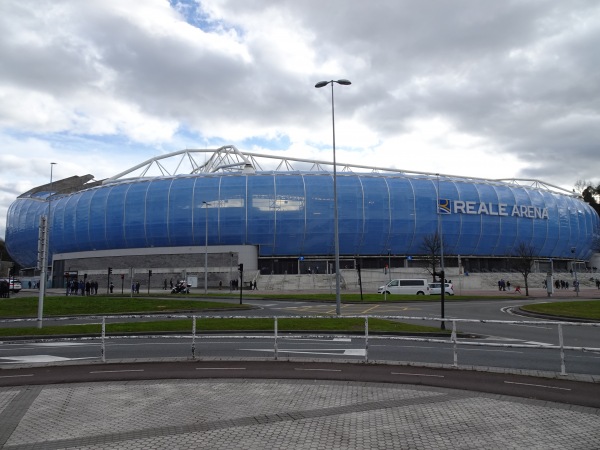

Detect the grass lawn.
[
  {"left": 0, "top": 295, "right": 249, "bottom": 318},
  {"left": 0, "top": 317, "right": 446, "bottom": 337},
  {"left": 0, "top": 295, "right": 448, "bottom": 337},
  {"left": 520, "top": 300, "right": 600, "bottom": 320}
]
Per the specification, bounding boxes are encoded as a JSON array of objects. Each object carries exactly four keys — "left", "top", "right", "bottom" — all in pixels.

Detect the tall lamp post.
[
  {"left": 315, "top": 79, "right": 351, "bottom": 316},
  {"left": 571, "top": 247, "right": 579, "bottom": 297},
  {"left": 38, "top": 162, "right": 56, "bottom": 328},
  {"left": 202, "top": 201, "right": 212, "bottom": 294},
  {"left": 436, "top": 174, "right": 446, "bottom": 330}
]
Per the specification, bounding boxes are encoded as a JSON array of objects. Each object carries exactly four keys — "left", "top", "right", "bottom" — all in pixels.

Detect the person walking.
[{"left": 515, "top": 285, "right": 522, "bottom": 294}]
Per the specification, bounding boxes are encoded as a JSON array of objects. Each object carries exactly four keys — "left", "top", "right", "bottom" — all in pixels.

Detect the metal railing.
[{"left": 2, "top": 315, "right": 599, "bottom": 376}]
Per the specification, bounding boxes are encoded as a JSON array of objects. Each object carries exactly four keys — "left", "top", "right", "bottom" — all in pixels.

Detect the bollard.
[
  {"left": 558, "top": 324, "right": 566, "bottom": 375},
  {"left": 101, "top": 317, "right": 106, "bottom": 363},
  {"left": 364, "top": 317, "right": 369, "bottom": 362},
  {"left": 274, "top": 317, "right": 278, "bottom": 360},
  {"left": 191, "top": 316, "right": 197, "bottom": 360}
]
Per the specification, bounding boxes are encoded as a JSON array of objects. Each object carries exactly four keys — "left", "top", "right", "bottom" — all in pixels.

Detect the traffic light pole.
[{"left": 238, "top": 264, "right": 243, "bottom": 305}]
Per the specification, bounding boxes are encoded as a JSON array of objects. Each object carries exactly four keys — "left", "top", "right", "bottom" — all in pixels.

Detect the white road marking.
[
  {"left": 504, "top": 381, "right": 571, "bottom": 391},
  {"left": 240, "top": 348, "right": 366, "bottom": 356},
  {"left": 0, "top": 374, "right": 34, "bottom": 378},
  {"left": 89, "top": 369, "right": 144, "bottom": 373},
  {"left": 30, "top": 342, "right": 91, "bottom": 347},
  {"left": 196, "top": 367, "right": 246, "bottom": 370},
  {"left": 0, "top": 355, "right": 97, "bottom": 363},
  {"left": 285, "top": 338, "right": 352, "bottom": 343},
  {"left": 391, "top": 372, "right": 444, "bottom": 378},
  {"left": 295, "top": 368, "right": 341, "bottom": 372}
]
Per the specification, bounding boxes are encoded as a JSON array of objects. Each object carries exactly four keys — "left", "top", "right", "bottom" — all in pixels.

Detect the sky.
[{"left": 1, "top": 0, "right": 600, "bottom": 239}]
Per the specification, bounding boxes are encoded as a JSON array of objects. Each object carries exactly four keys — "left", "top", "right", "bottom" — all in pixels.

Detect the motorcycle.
[{"left": 171, "top": 280, "right": 190, "bottom": 294}]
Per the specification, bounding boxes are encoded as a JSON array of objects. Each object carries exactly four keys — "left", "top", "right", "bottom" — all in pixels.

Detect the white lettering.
[
  {"left": 449, "top": 201, "right": 548, "bottom": 220},
  {"left": 454, "top": 200, "right": 466, "bottom": 214}
]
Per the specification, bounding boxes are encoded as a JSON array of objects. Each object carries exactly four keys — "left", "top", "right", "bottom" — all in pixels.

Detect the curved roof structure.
[{"left": 6, "top": 146, "right": 599, "bottom": 268}]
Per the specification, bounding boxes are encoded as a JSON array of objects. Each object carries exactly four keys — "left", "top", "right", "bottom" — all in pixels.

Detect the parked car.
[
  {"left": 0, "top": 278, "right": 22, "bottom": 293},
  {"left": 377, "top": 279, "right": 430, "bottom": 295},
  {"left": 428, "top": 282, "right": 454, "bottom": 296}
]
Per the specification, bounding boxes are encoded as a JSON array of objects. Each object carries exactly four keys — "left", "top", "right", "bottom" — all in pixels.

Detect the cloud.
[{"left": 1, "top": 0, "right": 600, "bottom": 240}]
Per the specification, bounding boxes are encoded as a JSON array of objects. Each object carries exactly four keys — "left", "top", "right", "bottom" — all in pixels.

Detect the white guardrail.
[{"left": 2, "top": 315, "right": 599, "bottom": 376}]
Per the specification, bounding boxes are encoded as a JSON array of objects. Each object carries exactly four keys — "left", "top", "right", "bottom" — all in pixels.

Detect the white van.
[{"left": 377, "top": 279, "right": 430, "bottom": 295}]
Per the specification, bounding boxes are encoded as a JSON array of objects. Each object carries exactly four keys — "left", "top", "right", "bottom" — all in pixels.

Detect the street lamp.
[
  {"left": 315, "top": 79, "right": 351, "bottom": 316},
  {"left": 571, "top": 247, "right": 579, "bottom": 297},
  {"left": 38, "top": 162, "right": 56, "bottom": 328},
  {"left": 203, "top": 201, "right": 212, "bottom": 294},
  {"left": 436, "top": 173, "right": 446, "bottom": 330}
]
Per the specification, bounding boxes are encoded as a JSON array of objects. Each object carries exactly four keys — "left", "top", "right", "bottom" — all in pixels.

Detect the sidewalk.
[{"left": 1, "top": 378, "right": 599, "bottom": 449}]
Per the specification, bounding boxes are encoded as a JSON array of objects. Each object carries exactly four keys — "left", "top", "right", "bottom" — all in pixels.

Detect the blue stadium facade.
[{"left": 5, "top": 147, "right": 600, "bottom": 272}]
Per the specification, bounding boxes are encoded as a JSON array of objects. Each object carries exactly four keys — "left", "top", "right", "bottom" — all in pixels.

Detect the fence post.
[
  {"left": 558, "top": 324, "right": 566, "bottom": 375},
  {"left": 364, "top": 317, "right": 369, "bottom": 362},
  {"left": 101, "top": 317, "right": 106, "bottom": 363},
  {"left": 274, "top": 317, "right": 278, "bottom": 360},
  {"left": 451, "top": 320, "right": 458, "bottom": 368},
  {"left": 191, "top": 316, "right": 197, "bottom": 360}
]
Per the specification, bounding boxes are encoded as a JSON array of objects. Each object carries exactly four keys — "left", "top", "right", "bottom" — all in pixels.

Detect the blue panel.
[
  {"left": 453, "top": 182, "right": 481, "bottom": 254},
  {"left": 511, "top": 187, "right": 534, "bottom": 249},
  {"left": 247, "top": 175, "right": 276, "bottom": 254},
  {"left": 145, "top": 178, "right": 171, "bottom": 247},
  {"left": 304, "top": 174, "right": 334, "bottom": 254},
  {"left": 123, "top": 182, "right": 148, "bottom": 248},
  {"left": 217, "top": 175, "right": 246, "bottom": 245},
  {"left": 388, "top": 177, "right": 417, "bottom": 255},
  {"left": 168, "top": 177, "right": 195, "bottom": 246},
  {"left": 359, "top": 176, "right": 390, "bottom": 255},
  {"left": 51, "top": 197, "right": 68, "bottom": 254},
  {"left": 88, "top": 188, "right": 109, "bottom": 250},
  {"left": 437, "top": 179, "right": 460, "bottom": 255},
  {"left": 539, "top": 190, "right": 558, "bottom": 257},
  {"left": 273, "top": 174, "right": 305, "bottom": 256},
  {"left": 337, "top": 174, "right": 363, "bottom": 255},
  {"left": 553, "top": 195, "right": 571, "bottom": 257},
  {"left": 473, "top": 183, "right": 500, "bottom": 255},
  {"left": 74, "top": 190, "right": 94, "bottom": 250},
  {"left": 60, "top": 195, "right": 79, "bottom": 252},
  {"left": 411, "top": 178, "right": 440, "bottom": 255},
  {"left": 494, "top": 184, "right": 517, "bottom": 255},
  {"left": 192, "top": 175, "right": 220, "bottom": 245},
  {"left": 105, "top": 184, "right": 128, "bottom": 249},
  {"left": 528, "top": 188, "right": 549, "bottom": 254}
]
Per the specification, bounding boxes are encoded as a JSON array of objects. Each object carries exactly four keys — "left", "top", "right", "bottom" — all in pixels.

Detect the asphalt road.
[
  {"left": 0, "top": 360, "right": 599, "bottom": 410},
  {"left": 1, "top": 295, "right": 598, "bottom": 377}
]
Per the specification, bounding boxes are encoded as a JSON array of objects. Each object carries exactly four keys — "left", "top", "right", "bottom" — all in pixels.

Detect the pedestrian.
[
  {"left": 515, "top": 285, "right": 522, "bottom": 294},
  {"left": 506, "top": 280, "right": 511, "bottom": 291},
  {"left": 170, "top": 278, "right": 174, "bottom": 289},
  {"left": 109, "top": 282, "right": 114, "bottom": 293}
]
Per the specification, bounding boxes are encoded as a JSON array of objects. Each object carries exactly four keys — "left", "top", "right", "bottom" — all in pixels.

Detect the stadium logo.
[{"left": 439, "top": 199, "right": 549, "bottom": 219}]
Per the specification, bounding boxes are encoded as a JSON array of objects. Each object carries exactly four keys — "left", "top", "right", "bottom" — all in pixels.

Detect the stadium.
[{"left": 5, "top": 146, "right": 600, "bottom": 290}]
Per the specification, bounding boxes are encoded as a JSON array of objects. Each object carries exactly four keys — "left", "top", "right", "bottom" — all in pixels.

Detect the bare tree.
[
  {"left": 421, "top": 232, "right": 442, "bottom": 281},
  {"left": 511, "top": 242, "right": 536, "bottom": 296}
]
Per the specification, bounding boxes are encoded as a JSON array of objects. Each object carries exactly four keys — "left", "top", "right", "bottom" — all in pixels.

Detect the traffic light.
[
  {"left": 149, "top": 270, "right": 152, "bottom": 276},
  {"left": 108, "top": 267, "right": 112, "bottom": 275},
  {"left": 121, "top": 274, "right": 125, "bottom": 280},
  {"left": 238, "top": 263, "right": 244, "bottom": 273}
]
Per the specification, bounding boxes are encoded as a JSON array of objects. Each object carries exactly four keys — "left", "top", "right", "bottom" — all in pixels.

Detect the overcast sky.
[{"left": 1, "top": 0, "right": 599, "bottom": 239}]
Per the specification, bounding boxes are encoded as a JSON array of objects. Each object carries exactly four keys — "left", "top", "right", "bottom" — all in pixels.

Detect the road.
[{"left": 0, "top": 296, "right": 598, "bottom": 376}]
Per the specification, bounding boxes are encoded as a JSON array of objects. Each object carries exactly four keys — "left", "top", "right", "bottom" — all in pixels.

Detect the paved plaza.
[{"left": 1, "top": 378, "right": 599, "bottom": 449}]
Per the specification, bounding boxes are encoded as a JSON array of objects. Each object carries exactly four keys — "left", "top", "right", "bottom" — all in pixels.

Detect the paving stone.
[{"left": 0, "top": 380, "right": 598, "bottom": 449}]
